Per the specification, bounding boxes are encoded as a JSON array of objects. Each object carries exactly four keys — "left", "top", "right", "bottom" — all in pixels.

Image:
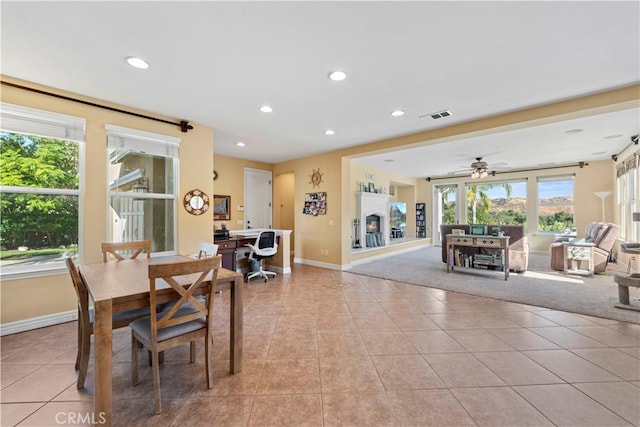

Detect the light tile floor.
[{"left": 1, "top": 265, "right": 639, "bottom": 426}]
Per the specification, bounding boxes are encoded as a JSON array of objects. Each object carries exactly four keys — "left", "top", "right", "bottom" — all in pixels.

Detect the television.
[
  {"left": 389, "top": 202, "right": 407, "bottom": 229},
  {"left": 469, "top": 224, "right": 488, "bottom": 236}
]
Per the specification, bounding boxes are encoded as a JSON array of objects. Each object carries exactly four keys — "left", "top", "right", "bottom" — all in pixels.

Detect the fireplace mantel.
[{"left": 356, "top": 192, "right": 390, "bottom": 247}]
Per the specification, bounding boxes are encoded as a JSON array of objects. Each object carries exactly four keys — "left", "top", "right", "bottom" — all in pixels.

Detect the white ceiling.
[{"left": 1, "top": 1, "right": 638, "bottom": 178}]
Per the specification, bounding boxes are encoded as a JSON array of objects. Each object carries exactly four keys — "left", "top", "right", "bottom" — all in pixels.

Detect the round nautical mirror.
[{"left": 184, "top": 189, "right": 210, "bottom": 216}]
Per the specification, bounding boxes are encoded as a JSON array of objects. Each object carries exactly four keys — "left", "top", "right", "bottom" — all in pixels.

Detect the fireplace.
[
  {"left": 366, "top": 215, "right": 381, "bottom": 232},
  {"left": 357, "top": 192, "right": 390, "bottom": 248}
]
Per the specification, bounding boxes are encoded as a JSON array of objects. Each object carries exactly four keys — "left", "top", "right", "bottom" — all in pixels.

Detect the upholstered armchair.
[{"left": 550, "top": 222, "right": 620, "bottom": 274}]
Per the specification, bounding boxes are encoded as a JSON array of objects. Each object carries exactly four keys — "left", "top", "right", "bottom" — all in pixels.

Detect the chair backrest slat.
[
  {"left": 197, "top": 242, "right": 219, "bottom": 259},
  {"left": 148, "top": 256, "right": 221, "bottom": 332},
  {"left": 101, "top": 240, "right": 151, "bottom": 262}
]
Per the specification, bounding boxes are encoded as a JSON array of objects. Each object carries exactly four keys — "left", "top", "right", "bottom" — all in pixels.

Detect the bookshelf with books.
[{"left": 416, "top": 203, "right": 426, "bottom": 238}]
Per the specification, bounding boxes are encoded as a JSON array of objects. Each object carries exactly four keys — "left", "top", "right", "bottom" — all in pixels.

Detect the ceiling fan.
[{"left": 453, "top": 157, "right": 509, "bottom": 178}]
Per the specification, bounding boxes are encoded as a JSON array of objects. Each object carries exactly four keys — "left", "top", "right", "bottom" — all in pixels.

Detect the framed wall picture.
[
  {"left": 368, "top": 182, "right": 375, "bottom": 193},
  {"left": 213, "top": 195, "right": 231, "bottom": 220},
  {"left": 302, "top": 192, "right": 327, "bottom": 215}
]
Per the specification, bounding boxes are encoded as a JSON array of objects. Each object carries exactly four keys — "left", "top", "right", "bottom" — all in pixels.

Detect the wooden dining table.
[{"left": 79, "top": 255, "right": 243, "bottom": 426}]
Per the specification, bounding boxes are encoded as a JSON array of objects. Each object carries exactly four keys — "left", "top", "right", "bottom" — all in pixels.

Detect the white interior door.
[{"left": 244, "top": 168, "right": 272, "bottom": 229}]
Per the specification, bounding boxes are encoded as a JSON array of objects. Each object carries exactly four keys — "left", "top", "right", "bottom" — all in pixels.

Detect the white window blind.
[
  {"left": 106, "top": 124, "right": 180, "bottom": 158},
  {"left": 1, "top": 102, "right": 85, "bottom": 142},
  {"left": 536, "top": 174, "right": 575, "bottom": 182}
]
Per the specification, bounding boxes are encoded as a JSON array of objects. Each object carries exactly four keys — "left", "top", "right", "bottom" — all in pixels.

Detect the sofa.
[
  {"left": 549, "top": 222, "right": 620, "bottom": 274},
  {"left": 440, "top": 224, "right": 530, "bottom": 272}
]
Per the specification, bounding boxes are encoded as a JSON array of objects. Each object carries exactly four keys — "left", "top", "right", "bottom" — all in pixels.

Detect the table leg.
[
  {"left": 619, "top": 285, "right": 630, "bottom": 305},
  {"left": 229, "top": 275, "right": 243, "bottom": 374},
  {"left": 504, "top": 247, "right": 509, "bottom": 281},
  {"left": 94, "top": 299, "right": 113, "bottom": 426}
]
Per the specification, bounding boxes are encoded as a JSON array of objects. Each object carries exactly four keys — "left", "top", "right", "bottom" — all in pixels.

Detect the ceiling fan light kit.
[
  {"left": 471, "top": 169, "right": 488, "bottom": 179},
  {"left": 467, "top": 157, "right": 501, "bottom": 179}
]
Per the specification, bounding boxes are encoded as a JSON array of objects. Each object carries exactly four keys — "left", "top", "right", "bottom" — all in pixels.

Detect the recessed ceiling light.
[
  {"left": 126, "top": 56, "right": 150, "bottom": 69},
  {"left": 328, "top": 71, "right": 347, "bottom": 81},
  {"left": 324, "top": 129, "right": 335, "bottom": 136},
  {"left": 259, "top": 105, "right": 273, "bottom": 113},
  {"left": 236, "top": 142, "right": 245, "bottom": 147},
  {"left": 565, "top": 128, "right": 583, "bottom": 134},
  {"left": 391, "top": 110, "right": 405, "bottom": 117}
]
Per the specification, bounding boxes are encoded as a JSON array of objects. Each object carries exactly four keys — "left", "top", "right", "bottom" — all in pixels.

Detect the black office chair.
[{"left": 246, "top": 230, "right": 278, "bottom": 282}]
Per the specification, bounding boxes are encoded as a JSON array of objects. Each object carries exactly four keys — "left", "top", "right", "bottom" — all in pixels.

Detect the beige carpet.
[{"left": 349, "top": 246, "right": 640, "bottom": 324}]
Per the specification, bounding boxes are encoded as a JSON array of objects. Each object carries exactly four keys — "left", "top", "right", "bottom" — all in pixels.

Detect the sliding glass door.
[{"left": 433, "top": 184, "right": 458, "bottom": 245}]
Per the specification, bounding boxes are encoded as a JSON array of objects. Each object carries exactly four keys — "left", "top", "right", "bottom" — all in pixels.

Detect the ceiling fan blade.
[
  {"left": 452, "top": 170, "right": 471, "bottom": 175},
  {"left": 489, "top": 162, "right": 508, "bottom": 168}
]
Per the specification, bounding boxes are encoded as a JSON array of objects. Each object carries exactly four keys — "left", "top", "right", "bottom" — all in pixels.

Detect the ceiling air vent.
[{"left": 419, "top": 110, "right": 452, "bottom": 120}]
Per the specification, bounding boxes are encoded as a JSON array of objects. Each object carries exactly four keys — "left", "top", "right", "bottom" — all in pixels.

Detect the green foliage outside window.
[
  {"left": 0, "top": 132, "right": 79, "bottom": 255},
  {"left": 538, "top": 210, "right": 574, "bottom": 232}
]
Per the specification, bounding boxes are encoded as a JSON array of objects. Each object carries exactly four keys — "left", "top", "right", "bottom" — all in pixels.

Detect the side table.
[{"left": 563, "top": 240, "right": 595, "bottom": 277}]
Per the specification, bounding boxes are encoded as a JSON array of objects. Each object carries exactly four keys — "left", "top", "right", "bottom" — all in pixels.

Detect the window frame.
[
  {"left": 464, "top": 179, "right": 527, "bottom": 227},
  {"left": 0, "top": 102, "right": 85, "bottom": 280},
  {"left": 617, "top": 153, "right": 639, "bottom": 242},
  {"left": 105, "top": 125, "right": 180, "bottom": 256},
  {"left": 536, "top": 175, "right": 575, "bottom": 234}
]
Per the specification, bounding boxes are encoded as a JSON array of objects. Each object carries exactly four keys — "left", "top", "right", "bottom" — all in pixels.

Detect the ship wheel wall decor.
[{"left": 309, "top": 168, "right": 324, "bottom": 188}]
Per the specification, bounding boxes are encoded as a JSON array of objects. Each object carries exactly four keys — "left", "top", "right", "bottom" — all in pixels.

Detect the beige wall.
[
  {"left": 350, "top": 160, "right": 418, "bottom": 237},
  {"left": 273, "top": 86, "right": 638, "bottom": 268},
  {"left": 422, "top": 160, "right": 615, "bottom": 252},
  {"left": 2, "top": 77, "right": 637, "bottom": 324},
  {"left": 273, "top": 172, "right": 295, "bottom": 252},
  {"left": 1, "top": 77, "right": 214, "bottom": 324},
  {"left": 212, "top": 154, "right": 272, "bottom": 231},
  {"left": 273, "top": 152, "right": 344, "bottom": 264}
]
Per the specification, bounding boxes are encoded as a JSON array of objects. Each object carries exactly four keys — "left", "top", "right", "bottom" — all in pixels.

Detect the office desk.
[
  {"left": 79, "top": 256, "right": 243, "bottom": 426},
  {"left": 214, "top": 236, "right": 258, "bottom": 272},
  {"left": 215, "top": 229, "right": 293, "bottom": 275}
]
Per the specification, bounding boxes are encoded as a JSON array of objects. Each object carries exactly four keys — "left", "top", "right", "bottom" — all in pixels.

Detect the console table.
[{"left": 446, "top": 234, "right": 510, "bottom": 280}]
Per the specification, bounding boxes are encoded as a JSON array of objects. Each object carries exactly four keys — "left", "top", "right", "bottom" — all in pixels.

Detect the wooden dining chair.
[
  {"left": 129, "top": 256, "right": 221, "bottom": 414},
  {"left": 65, "top": 256, "right": 151, "bottom": 389},
  {"left": 101, "top": 240, "right": 151, "bottom": 262},
  {"left": 197, "top": 242, "right": 219, "bottom": 259}
]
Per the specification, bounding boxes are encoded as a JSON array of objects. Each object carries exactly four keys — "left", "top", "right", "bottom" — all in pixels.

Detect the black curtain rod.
[
  {"left": 611, "top": 135, "right": 639, "bottom": 162},
  {"left": 425, "top": 161, "right": 589, "bottom": 182},
  {"left": 1, "top": 81, "right": 193, "bottom": 133}
]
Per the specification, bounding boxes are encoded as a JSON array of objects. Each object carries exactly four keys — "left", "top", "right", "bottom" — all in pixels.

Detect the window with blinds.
[
  {"left": 106, "top": 125, "right": 180, "bottom": 255},
  {"left": 0, "top": 103, "right": 85, "bottom": 278},
  {"left": 617, "top": 153, "right": 639, "bottom": 241}
]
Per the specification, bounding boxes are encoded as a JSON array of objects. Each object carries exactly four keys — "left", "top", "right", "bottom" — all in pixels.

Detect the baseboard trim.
[
  {"left": 347, "top": 243, "right": 430, "bottom": 268},
  {"left": 294, "top": 243, "right": 431, "bottom": 272},
  {"left": 293, "top": 258, "right": 345, "bottom": 271},
  {"left": 1, "top": 310, "right": 77, "bottom": 337},
  {"left": 264, "top": 265, "right": 291, "bottom": 274}
]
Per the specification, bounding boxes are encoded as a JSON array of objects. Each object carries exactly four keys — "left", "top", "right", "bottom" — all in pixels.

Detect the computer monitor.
[{"left": 469, "top": 224, "right": 488, "bottom": 235}]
